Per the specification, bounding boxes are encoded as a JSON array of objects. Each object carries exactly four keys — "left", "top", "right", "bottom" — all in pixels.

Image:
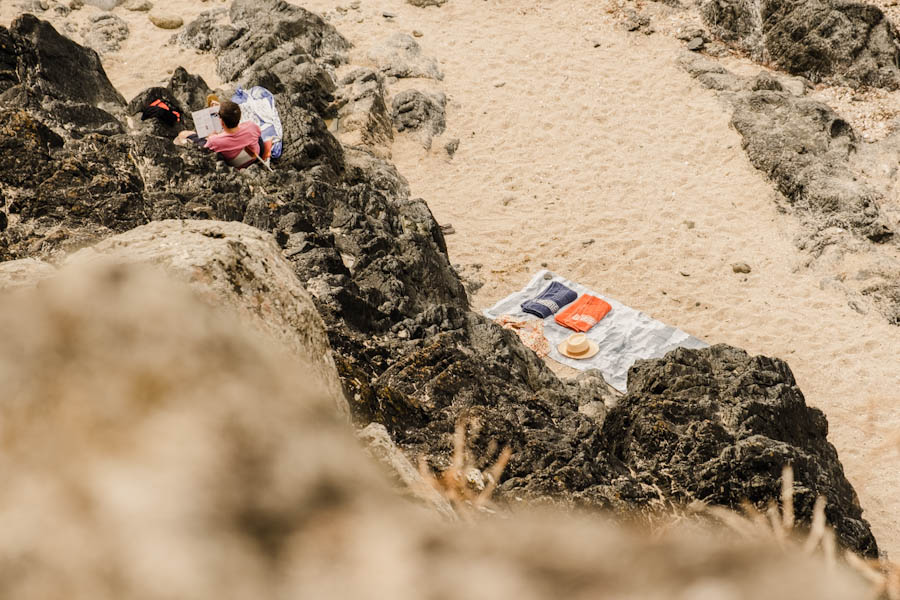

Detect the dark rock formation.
[
  {"left": 0, "top": 28, "right": 18, "bottom": 95},
  {"left": 0, "top": 10, "right": 879, "bottom": 558},
  {"left": 680, "top": 55, "right": 900, "bottom": 324},
  {"left": 172, "top": 8, "right": 238, "bottom": 52},
  {"left": 167, "top": 65, "right": 213, "bottom": 114},
  {"left": 862, "top": 280, "right": 900, "bottom": 324},
  {"left": 702, "top": 0, "right": 900, "bottom": 88},
  {"left": 391, "top": 89, "right": 446, "bottom": 149},
  {"left": 6, "top": 14, "right": 124, "bottom": 106},
  {"left": 603, "top": 345, "right": 877, "bottom": 557},
  {"left": 218, "top": 0, "right": 348, "bottom": 99},
  {"left": 274, "top": 98, "right": 345, "bottom": 172},
  {"left": 334, "top": 68, "right": 394, "bottom": 156},
  {"left": 681, "top": 55, "right": 893, "bottom": 244},
  {"left": 731, "top": 90, "right": 893, "bottom": 242},
  {"left": 0, "top": 103, "right": 142, "bottom": 260},
  {"left": 0, "top": 107, "right": 64, "bottom": 188},
  {"left": 176, "top": 0, "right": 347, "bottom": 116}
]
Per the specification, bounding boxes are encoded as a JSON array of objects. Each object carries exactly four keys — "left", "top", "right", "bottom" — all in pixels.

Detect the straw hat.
[{"left": 557, "top": 333, "right": 599, "bottom": 360}]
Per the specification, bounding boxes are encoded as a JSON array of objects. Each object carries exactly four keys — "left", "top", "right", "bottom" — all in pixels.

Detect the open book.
[{"left": 192, "top": 106, "right": 222, "bottom": 139}]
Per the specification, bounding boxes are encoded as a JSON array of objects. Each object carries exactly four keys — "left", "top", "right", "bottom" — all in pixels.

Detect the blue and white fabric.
[
  {"left": 231, "top": 86, "right": 284, "bottom": 159},
  {"left": 486, "top": 270, "right": 708, "bottom": 392},
  {"left": 521, "top": 281, "right": 577, "bottom": 319}
]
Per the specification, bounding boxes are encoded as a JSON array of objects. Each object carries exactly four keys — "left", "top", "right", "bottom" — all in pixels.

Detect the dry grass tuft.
[
  {"left": 421, "top": 439, "right": 900, "bottom": 597},
  {"left": 697, "top": 465, "right": 899, "bottom": 599},
  {"left": 418, "top": 419, "right": 512, "bottom": 516},
  {"left": 698, "top": 466, "right": 830, "bottom": 552}
]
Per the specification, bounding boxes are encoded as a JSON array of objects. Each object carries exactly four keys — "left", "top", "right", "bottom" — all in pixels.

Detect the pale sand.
[{"left": 3, "top": 0, "right": 899, "bottom": 556}]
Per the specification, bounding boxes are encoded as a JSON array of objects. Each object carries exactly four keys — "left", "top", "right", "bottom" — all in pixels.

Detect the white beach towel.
[{"left": 484, "top": 270, "right": 708, "bottom": 392}]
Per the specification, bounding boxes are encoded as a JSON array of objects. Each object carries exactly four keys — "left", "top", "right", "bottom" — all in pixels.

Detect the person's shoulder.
[{"left": 243, "top": 121, "right": 261, "bottom": 134}]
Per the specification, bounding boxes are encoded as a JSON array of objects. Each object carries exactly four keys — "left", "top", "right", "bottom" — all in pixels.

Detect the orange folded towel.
[{"left": 554, "top": 294, "right": 611, "bottom": 332}]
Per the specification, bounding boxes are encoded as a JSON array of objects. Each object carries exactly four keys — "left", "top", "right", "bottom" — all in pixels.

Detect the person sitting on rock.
[{"left": 176, "top": 100, "right": 272, "bottom": 169}]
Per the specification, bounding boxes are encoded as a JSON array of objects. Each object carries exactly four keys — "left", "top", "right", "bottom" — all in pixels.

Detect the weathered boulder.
[
  {"left": 0, "top": 261, "right": 382, "bottom": 599},
  {"left": 603, "top": 344, "right": 878, "bottom": 557},
  {"left": 1, "top": 19, "right": 124, "bottom": 133},
  {"left": 273, "top": 96, "right": 346, "bottom": 173},
  {"left": 0, "top": 256, "right": 55, "bottom": 289},
  {"left": 680, "top": 56, "right": 900, "bottom": 323},
  {"left": 177, "top": 3, "right": 345, "bottom": 114},
  {"left": 391, "top": 89, "right": 446, "bottom": 149},
  {"left": 173, "top": 8, "right": 239, "bottom": 52},
  {"left": 730, "top": 90, "right": 893, "bottom": 242},
  {"left": 368, "top": 33, "right": 444, "bottom": 80},
  {"left": 167, "top": 66, "right": 213, "bottom": 114},
  {"left": 65, "top": 220, "right": 348, "bottom": 417},
  {"left": 148, "top": 12, "right": 183, "bottom": 30},
  {"left": 0, "top": 27, "right": 18, "bottom": 95},
  {"left": 82, "top": 13, "right": 129, "bottom": 55},
  {"left": 702, "top": 0, "right": 900, "bottom": 88},
  {"left": 334, "top": 68, "right": 394, "bottom": 157},
  {"left": 0, "top": 108, "right": 64, "bottom": 188},
  {"left": 679, "top": 55, "right": 893, "bottom": 244},
  {"left": 43, "top": 98, "right": 125, "bottom": 137}
]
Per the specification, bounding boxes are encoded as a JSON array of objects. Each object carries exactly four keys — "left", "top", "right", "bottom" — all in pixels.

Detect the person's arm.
[
  {"left": 261, "top": 139, "right": 273, "bottom": 161},
  {"left": 175, "top": 130, "right": 210, "bottom": 148}
]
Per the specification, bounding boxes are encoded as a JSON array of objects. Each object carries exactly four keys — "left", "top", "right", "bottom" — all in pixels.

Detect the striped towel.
[
  {"left": 521, "top": 281, "right": 577, "bottom": 319},
  {"left": 555, "top": 294, "right": 612, "bottom": 332}
]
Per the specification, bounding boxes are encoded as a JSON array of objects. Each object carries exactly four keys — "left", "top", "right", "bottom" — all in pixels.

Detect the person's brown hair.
[{"left": 218, "top": 100, "right": 241, "bottom": 129}]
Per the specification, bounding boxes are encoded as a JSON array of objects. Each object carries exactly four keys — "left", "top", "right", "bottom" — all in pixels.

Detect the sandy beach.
[{"left": 3, "top": 0, "right": 899, "bottom": 556}]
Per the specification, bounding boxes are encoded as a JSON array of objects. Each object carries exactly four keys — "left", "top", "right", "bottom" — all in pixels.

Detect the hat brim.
[{"left": 557, "top": 338, "right": 600, "bottom": 360}]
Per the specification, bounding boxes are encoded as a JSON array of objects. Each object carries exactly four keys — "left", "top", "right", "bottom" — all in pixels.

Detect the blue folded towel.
[{"left": 521, "top": 281, "right": 577, "bottom": 319}]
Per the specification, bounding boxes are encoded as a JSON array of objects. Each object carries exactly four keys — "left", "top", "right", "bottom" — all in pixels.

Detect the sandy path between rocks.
[
  {"left": 3, "top": 0, "right": 898, "bottom": 556},
  {"left": 306, "top": 0, "right": 900, "bottom": 556}
]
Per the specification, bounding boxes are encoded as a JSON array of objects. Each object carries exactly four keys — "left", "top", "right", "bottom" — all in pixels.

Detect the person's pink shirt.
[{"left": 204, "top": 122, "right": 261, "bottom": 160}]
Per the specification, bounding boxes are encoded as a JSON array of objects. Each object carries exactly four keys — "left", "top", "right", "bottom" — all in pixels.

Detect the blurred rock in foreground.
[{"left": 0, "top": 261, "right": 871, "bottom": 599}]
